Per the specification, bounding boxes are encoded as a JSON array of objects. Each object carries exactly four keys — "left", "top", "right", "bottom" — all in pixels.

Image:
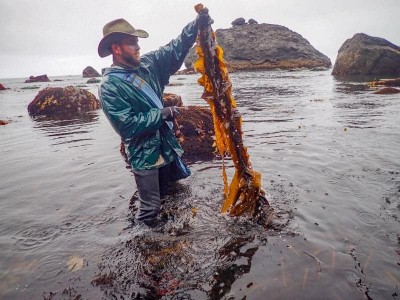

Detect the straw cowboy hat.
[{"left": 98, "top": 18, "right": 149, "bottom": 57}]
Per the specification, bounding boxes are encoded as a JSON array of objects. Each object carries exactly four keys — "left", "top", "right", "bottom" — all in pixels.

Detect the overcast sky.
[{"left": 1, "top": 0, "right": 399, "bottom": 79}]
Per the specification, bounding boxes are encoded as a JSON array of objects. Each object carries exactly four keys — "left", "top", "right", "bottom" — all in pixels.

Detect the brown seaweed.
[{"left": 194, "top": 4, "right": 272, "bottom": 221}]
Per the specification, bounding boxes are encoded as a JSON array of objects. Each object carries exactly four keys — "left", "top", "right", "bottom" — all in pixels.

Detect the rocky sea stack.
[
  {"left": 185, "top": 20, "right": 331, "bottom": 71},
  {"left": 25, "top": 74, "right": 50, "bottom": 83},
  {"left": 82, "top": 66, "right": 101, "bottom": 78},
  {"left": 332, "top": 33, "right": 400, "bottom": 76}
]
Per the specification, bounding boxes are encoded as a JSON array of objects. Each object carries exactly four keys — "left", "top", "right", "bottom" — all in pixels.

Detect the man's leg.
[
  {"left": 132, "top": 168, "right": 161, "bottom": 225},
  {"left": 158, "top": 162, "right": 172, "bottom": 195}
]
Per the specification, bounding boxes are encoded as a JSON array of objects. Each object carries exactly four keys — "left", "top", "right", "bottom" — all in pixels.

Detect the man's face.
[{"left": 113, "top": 36, "right": 141, "bottom": 68}]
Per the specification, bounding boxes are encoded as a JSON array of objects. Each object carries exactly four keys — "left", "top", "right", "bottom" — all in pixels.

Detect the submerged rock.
[
  {"left": 373, "top": 87, "right": 400, "bottom": 94},
  {"left": 332, "top": 33, "right": 400, "bottom": 76},
  {"left": 82, "top": 66, "right": 101, "bottom": 78},
  {"left": 25, "top": 74, "right": 50, "bottom": 83},
  {"left": 369, "top": 78, "right": 400, "bottom": 87},
  {"left": 27, "top": 86, "right": 100, "bottom": 117},
  {"left": 87, "top": 78, "right": 101, "bottom": 84},
  {"left": 185, "top": 22, "right": 331, "bottom": 71}
]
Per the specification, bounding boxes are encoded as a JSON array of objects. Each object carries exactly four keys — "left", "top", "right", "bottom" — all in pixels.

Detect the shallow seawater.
[{"left": 0, "top": 71, "right": 399, "bottom": 299}]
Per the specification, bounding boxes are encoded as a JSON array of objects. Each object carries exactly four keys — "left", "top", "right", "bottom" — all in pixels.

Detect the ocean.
[{"left": 0, "top": 70, "right": 399, "bottom": 299}]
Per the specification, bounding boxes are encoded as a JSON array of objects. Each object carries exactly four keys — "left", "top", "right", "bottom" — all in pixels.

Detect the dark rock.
[
  {"left": 0, "top": 120, "right": 9, "bottom": 125},
  {"left": 82, "top": 66, "right": 101, "bottom": 78},
  {"left": 248, "top": 19, "right": 258, "bottom": 25},
  {"left": 231, "top": 18, "right": 246, "bottom": 26},
  {"left": 174, "top": 106, "right": 214, "bottom": 159},
  {"left": 87, "top": 78, "right": 101, "bottom": 84},
  {"left": 332, "top": 33, "right": 400, "bottom": 76},
  {"left": 373, "top": 87, "right": 400, "bottom": 94},
  {"left": 163, "top": 93, "right": 214, "bottom": 158},
  {"left": 27, "top": 86, "right": 100, "bottom": 117},
  {"left": 25, "top": 74, "right": 50, "bottom": 83},
  {"left": 174, "top": 69, "right": 197, "bottom": 75},
  {"left": 0, "top": 83, "right": 6, "bottom": 90},
  {"left": 185, "top": 23, "right": 331, "bottom": 71},
  {"left": 163, "top": 93, "right": 183, "bottom": 107}
]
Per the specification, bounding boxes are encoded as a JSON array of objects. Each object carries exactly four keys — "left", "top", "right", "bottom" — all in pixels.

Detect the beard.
[{"left": 121, "top": 51, "right": 140, "bottom": 68}]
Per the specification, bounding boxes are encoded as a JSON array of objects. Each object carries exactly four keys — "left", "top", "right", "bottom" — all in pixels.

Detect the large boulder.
[
  {"left": 332, "top": 33, "right": 400, "bottom": 76},
  {"left": 185, "top": 22, "right": 331, "bottom": 71},
  {"left": 27, "top": 86, "right": 100, "bottom": 117},
  {"left": 231, "top": 17, "right": 246, "bottom": 26},
  {"left": 174, "top": 106, "right": 214, "bottom": 159},
  {"left": 82, "top": 66, "right": 101, "bottom": 78},
  {"left": 25, "top": 74, "right": 50, "bottom": 83},
  {"left": 0, "top": 83, "right": 6, "bottom": 90}
]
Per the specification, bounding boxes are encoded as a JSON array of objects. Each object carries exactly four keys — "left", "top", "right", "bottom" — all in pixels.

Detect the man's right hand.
[
  {"left": 195, "top": 6, "right": 213, "bottom": 28},
  {"left": 161, "top": 106, "right": 180, "bottom": 120}
]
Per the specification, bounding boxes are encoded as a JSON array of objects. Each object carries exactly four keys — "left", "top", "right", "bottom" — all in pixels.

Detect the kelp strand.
[{"left": 193, "top": 4, "right": 271, "bottom": 218}]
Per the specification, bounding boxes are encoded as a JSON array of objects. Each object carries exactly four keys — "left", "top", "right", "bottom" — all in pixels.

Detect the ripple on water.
[
  {"left": 13, "top": 224, "right": 62, "bottom": 251},
  {"left": 357, "top": 211, "right": 380, "bottom": 227}
]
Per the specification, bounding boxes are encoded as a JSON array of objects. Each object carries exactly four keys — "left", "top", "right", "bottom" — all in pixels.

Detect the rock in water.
[
  {"left": 87, "top": 78, "right": 101, "bottom": 84},
  {"left": 27, "top": 86, "right": 100, "bottom": 117},
  {"left": 185, "top": 22, "right": 331, "bottom": 71},
  {"left": 332, "top": 33, "right": 400, "bottom": 76},
  {"left": 163, "top": 93, "right": 183, "bottom": 107},
  {"left": 373, "top": 87, "right": 400, "bottom": 94},
  {"left": 174, "top": 106, "right": 214, "bottom": 159},
  {"left": 0, "top": 83, "right": 6, "bottom": 90},
  {"left": 25, "top": 74, "right": 50, "bottom": 83},
  {"left": 82, "top": 66, "right": 101, "bottom": 78}
]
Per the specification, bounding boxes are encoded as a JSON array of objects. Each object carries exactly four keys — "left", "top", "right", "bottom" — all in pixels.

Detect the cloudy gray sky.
[{"left": 1, "top": 0, "right": 399, "bottom": 79}]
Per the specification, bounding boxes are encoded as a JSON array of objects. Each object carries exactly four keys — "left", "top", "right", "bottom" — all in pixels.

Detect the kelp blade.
[{"left": 194, "top": 3, "right": 270, "bottom": 218}]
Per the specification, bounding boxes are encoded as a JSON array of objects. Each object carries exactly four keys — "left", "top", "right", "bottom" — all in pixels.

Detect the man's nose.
[{"left": 130, "top": 44, "right": 140, "bottom": 51}]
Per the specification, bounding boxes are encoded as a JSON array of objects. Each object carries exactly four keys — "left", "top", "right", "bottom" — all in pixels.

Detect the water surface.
[{"left": 0, "top": 71, "right": 399, "bottom": 299}]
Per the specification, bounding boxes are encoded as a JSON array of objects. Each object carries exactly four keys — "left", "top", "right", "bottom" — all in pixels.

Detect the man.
[{"left": 98, "top": 10, "right": 212, "bottom": 227}]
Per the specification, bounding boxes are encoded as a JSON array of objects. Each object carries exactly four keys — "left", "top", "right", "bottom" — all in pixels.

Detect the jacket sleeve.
[
  {"left": 99, "top": 80, "right": 163, "bottom": 140},
  {"left": 149, "top": 20, "right": 198, "bottom": 87}
]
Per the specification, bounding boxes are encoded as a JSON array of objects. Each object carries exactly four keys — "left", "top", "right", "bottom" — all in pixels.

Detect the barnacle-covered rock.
[
  {"left": 27, "top": 86, "right": 100, "bottom": 117},
  {"left": 173, "top": 106, "right": 214, "bottom": 159}
]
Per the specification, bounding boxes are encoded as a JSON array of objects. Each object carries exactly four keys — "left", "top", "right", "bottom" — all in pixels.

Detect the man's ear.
[{"left": 111, "top": 43, "right": 121, "bottom": 56}]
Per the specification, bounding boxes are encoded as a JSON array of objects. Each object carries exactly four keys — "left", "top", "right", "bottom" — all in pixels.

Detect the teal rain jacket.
[{"left": 99, "top": 21, "right": 198, "bottom": 171}]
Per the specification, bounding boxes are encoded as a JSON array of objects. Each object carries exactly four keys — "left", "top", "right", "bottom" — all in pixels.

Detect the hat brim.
[{"left": 98, "top": 29, "right": 148, "bottom": 58}]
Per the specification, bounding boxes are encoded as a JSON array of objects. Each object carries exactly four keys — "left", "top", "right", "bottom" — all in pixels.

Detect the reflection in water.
[
  {"left": 90, "top": 179, "right": 265, "bottom": 299},
  {"left": 31, "top": 112, "right": 99, "bottom": 147},
  {"left": 332, "top": 77, "right": 391, "bottom": 128}
]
